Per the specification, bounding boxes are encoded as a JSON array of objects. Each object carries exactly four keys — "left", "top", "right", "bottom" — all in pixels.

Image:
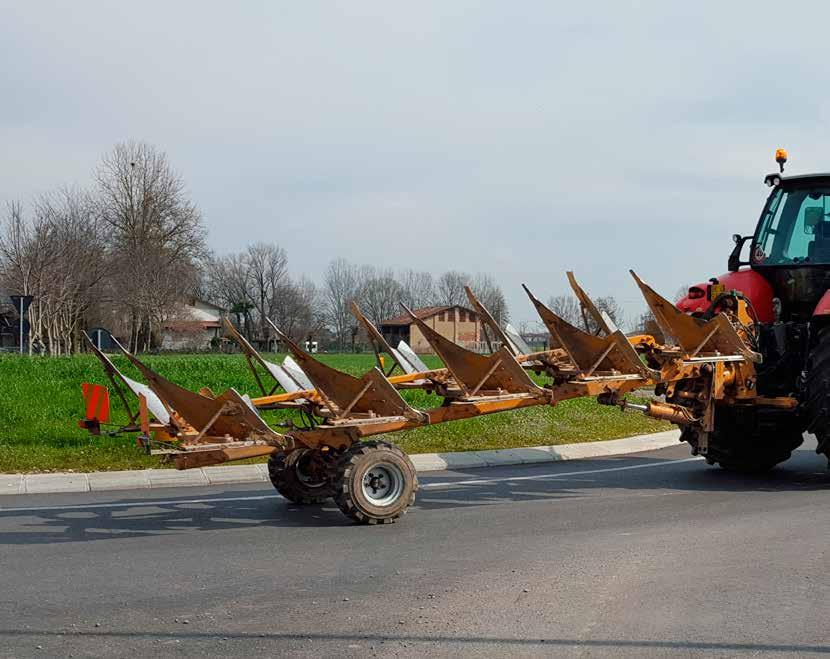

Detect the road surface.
[{"left": 1, "top": 440, "right": 829, "bottom": 657}]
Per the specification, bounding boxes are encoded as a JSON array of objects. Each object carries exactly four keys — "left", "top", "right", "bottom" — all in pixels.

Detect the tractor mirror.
[{"left": 728, "top": 235, "right": 752, "bottom": 272}]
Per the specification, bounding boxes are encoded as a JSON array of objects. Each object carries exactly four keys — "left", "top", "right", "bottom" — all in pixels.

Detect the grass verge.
[{"left": 0, "top": 353, "right": 669, "bottom": 473}]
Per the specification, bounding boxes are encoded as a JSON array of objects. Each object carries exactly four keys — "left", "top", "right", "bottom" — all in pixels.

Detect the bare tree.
[
  {"left": 547, "top": 294, "right": 581, "bottom": 327},
  {"left": 201, "top": 253, "right": 254, "bottom": 336},
  {"left": 592, "top": 296, "right": 624, "bottom": 333},
  {"left": 0, "top": 190, "right": 108, "bottom": 354},
  {"left": 547, "top": 291, "right": 624, "bottom": 334},
  {"left": 360, "top": 267, "right": 405, "bottom": 325},
  {"left": 323, "top": 258, "right": 362, "bottom": 351},
  {"left": 244, "top": 242, "right": 288, "bottom": 341},
  {"left": 95, "top": 141, "right": 206, "bottom": 350},
  {"left": 469, "top": 273, "right": 509, "bottom": 325},
  {"left": 272, "top": 275, "right": 323, "bottom": 342},
  {"left": 95, "top": 141, "right": 204, "bottom": 259},
  {"left": 436, "top": 270, "right": 468, "bottom": 307},
  {"left": 397, "top": 269, "right": 435, "bottom": 309}
]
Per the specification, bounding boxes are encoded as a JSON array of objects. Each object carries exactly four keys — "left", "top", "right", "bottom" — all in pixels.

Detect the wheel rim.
[
  {"left": 295, "top": 451, "right": 327, "bottom": 490},
  {"left": 361, "top": 461, "right": 405, "bottom": 506}
]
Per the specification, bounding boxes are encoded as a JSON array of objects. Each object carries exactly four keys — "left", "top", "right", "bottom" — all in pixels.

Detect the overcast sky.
[{"left": 3, "top": 1, "right": 830, "bottom": 328}]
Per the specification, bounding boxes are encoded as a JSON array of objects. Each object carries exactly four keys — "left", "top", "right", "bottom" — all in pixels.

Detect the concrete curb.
[{"left": 0, "top": 429, "right": 681, "bottom": 496}]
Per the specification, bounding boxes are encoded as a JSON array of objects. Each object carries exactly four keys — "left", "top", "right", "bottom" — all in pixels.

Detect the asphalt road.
[{"left": 2, "top": 440, "right": 830, "bottom": 658}]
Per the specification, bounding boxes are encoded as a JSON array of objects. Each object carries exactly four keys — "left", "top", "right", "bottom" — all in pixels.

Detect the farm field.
[{"left": 0, "top": 352, "right": 669, "bottom": 473}]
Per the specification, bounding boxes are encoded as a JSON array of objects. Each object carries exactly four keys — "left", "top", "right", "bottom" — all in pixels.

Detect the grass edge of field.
[{"left": 0, "top": 352, "right": 670, "bottom": 473}]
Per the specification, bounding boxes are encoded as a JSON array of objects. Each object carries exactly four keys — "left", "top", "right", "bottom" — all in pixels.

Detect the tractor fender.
[
  {"left": 812, "top": 290, "right": 830, "bottom": 319},
  {"left": 676, "top": 269, "right": 775, "bottom": 322}
]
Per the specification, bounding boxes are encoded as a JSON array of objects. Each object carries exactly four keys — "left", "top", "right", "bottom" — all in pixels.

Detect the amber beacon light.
[{"left": 775, "top": 148, "right": 788, "bottom": 173}]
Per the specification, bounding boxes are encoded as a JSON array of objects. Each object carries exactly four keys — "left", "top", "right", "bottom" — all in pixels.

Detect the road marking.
[
  {"left": 420, "top": 457, "right": 701, "bottom": 489},
  {"left": 0, "top": 456, "right": 701, "bottom": 514}
]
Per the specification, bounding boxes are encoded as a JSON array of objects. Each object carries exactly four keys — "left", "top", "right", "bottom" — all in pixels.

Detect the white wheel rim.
[
  {"left": 295, "top": 452, "right": 326, "bottom": 490},
  {"left": 361, "top": 462, "right": 405, "bottom": 506}
]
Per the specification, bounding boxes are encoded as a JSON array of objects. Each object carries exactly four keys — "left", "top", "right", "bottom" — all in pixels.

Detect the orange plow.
[{"left": 80, "top": 272, "right": 795, "bottom": 524}]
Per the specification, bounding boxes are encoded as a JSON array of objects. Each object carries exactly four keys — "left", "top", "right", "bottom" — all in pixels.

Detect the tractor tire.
[
  {"left": 681, "top": 407, "right": 802, "bottom": 473},
  {"left": 806, "top": 324, "right": 830, "bottom": 460},
  {"left": 268, "top": 449, "right": 333, "bottom": 504},
  {"left": 332, "top": 440, "right": 418, "bottom": 525}
]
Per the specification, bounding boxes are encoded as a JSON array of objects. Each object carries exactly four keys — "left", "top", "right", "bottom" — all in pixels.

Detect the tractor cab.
[
  {"left": 753, "top": 174, "right": 830, "bottom": 267},
  {"left": 720, "top": 153, "right": 830, "bottom": 322},
  {"left": 747, "top": 173, "right": 830, "bottom": 320}
]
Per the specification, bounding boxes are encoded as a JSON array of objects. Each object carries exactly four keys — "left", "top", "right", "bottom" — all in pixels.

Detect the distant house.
[
  {"left": 379, "top": 305, "right": 483, "bottom": 354},
  {"left": 161, "top": 299, "right": 225, "bottom": 351}
]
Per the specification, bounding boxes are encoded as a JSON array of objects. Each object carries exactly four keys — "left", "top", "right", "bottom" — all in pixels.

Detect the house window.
[
  {"left": 460, "top": 310, "right": 467, "bottom": 322},
  {"left": 438, "top": 312, "right": 445, "bottom": 322},
  {"left": 468, "top": 312, "right": 476, "bottom": 322}
]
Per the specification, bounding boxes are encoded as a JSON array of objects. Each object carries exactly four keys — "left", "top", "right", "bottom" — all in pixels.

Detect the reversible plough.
[{"left": 80, "top": 271, "right": 789, "bottom": 524}]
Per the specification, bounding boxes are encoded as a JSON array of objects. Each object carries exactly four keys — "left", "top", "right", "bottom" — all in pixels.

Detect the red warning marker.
[{"left": 81, "top": 383, "right": 110, "bottom": 423}]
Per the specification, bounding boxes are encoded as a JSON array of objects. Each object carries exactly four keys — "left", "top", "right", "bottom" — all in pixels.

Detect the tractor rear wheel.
[
  {"left": 806, "top": 324, "right": 830, "bottom": 461},
  {"left": 268, "top": 449, "right": 333, "bottom": 504},
  {"left": 682, "top": 407, "right": 802, "bottom": 472},
  {"left": 332, "top": 440, "right": 418, "bottom": 525}
]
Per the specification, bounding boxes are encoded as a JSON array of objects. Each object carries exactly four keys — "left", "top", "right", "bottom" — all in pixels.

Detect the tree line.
[
  {"left": 1, "top": 142, "right": 206, "bottom": 354},
  {"left": 203, "top": 252, "right": 511, "bottom": 352},
  {"left": 0, "top": 141, "right": 512, "bottom": 354}
]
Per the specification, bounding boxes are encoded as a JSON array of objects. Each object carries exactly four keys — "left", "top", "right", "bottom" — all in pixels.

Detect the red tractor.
[{"left": 676, "top": 150, "right": 830, "bottom": 470}]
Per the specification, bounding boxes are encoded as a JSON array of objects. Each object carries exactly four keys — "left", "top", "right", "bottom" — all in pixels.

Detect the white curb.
[{"left": 0, "top": 429, "right": 682, "bottom": 496}]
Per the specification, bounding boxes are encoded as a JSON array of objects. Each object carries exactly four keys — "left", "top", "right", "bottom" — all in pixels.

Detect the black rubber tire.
[
  {"left": 268, "top": 450, "right": 333, "bottom": 504},
  {"left": 332, "top": 441, "right": 418, "bottom": 525},
  {"left": 681, "top": 408, "right": 802, "bottom": 473},
  {"left": 806, "top": 325, "right": 830, "bottom": 460}
]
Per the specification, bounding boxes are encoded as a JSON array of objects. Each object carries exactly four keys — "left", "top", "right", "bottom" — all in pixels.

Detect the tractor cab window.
[{"left": 754, "top": 187, "right": 830, "bottom": 265}]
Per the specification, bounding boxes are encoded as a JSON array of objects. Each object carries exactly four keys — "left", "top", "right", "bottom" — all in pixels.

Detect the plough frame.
[{"left": 79, "top": 271, "right": 796, "bottom": 524}]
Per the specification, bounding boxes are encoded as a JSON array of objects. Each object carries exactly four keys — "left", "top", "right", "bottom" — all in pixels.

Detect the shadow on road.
[{"left": 1, "top": 449, "right": 828, "bottom": 545}]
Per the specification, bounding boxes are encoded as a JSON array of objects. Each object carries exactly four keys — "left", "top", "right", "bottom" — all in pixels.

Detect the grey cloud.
[{"left": 3, "top": 1, "right": 830, "bottom": 325}]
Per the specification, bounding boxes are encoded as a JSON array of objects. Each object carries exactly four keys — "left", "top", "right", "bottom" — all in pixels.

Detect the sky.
[{"left": 3, "top": 1, "right": 830, "bottom": 329}]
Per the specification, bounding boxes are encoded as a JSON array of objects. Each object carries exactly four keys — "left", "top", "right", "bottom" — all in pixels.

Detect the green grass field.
[{"left": 0, "top": 352, "right": 669, "bottom": 473}]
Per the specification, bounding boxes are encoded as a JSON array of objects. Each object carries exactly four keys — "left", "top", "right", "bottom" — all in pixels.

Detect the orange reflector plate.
[{"left": 82, "top": 383, "right": 110, "bottom": 423}]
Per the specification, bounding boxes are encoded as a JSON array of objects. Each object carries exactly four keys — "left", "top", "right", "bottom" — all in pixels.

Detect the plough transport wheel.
[
  {"left": 268, "top": 449, "right": 333, "bottom": 504},
  {"left": 333, "top": 440, "right": 418, "bottom": 525}
]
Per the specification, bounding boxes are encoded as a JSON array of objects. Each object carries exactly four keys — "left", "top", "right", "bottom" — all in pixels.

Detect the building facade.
[
  {"left": 161, "top": 299, "right": 225, "bottom": 351},
  {"left": 379, "top": 305, "right": 483, "bottom": 354}
]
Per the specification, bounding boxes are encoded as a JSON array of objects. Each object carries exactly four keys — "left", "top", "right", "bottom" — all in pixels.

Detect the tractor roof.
[{"left": 764, "top": 172, "right": 830, "bottom": 188}]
